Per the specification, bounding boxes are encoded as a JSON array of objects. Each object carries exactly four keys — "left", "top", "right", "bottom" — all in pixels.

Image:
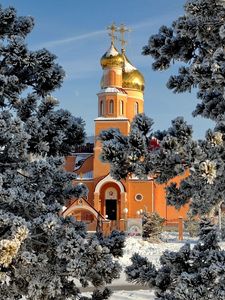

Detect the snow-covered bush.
[
  {"left": 184, "top": 216, "right": 200, "bottom": 237},
  {"left": 142, "top": 212, "right": 165, "bottom": 242}
]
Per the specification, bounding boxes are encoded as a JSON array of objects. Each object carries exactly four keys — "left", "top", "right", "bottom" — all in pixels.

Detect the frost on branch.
[
  {"left": 0, "top": 225, "right": 28, "bottom": 268},
  {"left": 126, "top": 219, "right": 225, "bottom": 300},
  {"left": 143, "top": 0, "right": 225, "bottom": 121},
  {"left": 101, "top": 107, "right": 225, "bottom": 216},
  {"left": 0, "top": 4, "right": 124, "bottom": 299}
]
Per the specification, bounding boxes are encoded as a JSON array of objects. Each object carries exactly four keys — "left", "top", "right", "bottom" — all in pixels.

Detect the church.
[{"left": 63, "top": 24, "right": 189, "bottom": 227}]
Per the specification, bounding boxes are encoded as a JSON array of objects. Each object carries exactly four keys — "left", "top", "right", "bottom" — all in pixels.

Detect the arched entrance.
[
  {"left": 100, "top": 183, "right": 120, "bottom": 220},
  {"left": 94, "top": 175, "right": 127, "bottom": 221},
  {"left": 105, "top": 187, "right": 117, "bottom": 220}
]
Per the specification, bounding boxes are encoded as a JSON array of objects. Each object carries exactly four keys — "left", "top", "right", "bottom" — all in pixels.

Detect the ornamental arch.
[{"left": 94, "top": 175, "right": 127, "bottom": 221}]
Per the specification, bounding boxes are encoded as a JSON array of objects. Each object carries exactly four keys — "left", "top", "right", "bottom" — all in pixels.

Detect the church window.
[
  {"left": 134, "top": 102, "right": 139, "bottom": 115},
  {"left": 109, "top": 99, "right": 114, "bottom": 113},
  {"left": 134, "top": 102, "right": 139, "bottom": 114},
  {"left": 100, "top": 100, "right": 104, "bottom": 116},
  {"left": 120, "top": 100, "right": 124, "bottom": 115},
  {"left": 135, "top": 193, "right": 143, "bottom": 201}
]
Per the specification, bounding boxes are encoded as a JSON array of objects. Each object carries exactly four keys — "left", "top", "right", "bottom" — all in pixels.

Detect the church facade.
[{"left": 63, "top": 25, "right": 189, "bottom": 225}]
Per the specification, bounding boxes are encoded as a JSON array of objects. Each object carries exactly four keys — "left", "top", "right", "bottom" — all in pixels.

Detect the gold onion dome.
[
  {"left": 122, "top": 54, "right": 145, "bottom": 92},
  {"left": 100, "top": 43, "right": 124, "bottom": 68}
]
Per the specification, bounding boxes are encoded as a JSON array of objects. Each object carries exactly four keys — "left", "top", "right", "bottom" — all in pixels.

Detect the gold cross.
[
  {"left": 118, "top": 24, "right": 131, "bottom": 52},
  {"left": 107, "top": 23, "right": 118, "bottom": 45}
]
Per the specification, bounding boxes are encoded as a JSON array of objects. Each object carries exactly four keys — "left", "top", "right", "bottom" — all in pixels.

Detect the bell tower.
[{"left": 94, "top": 23, "right": 145, "bottom": 179}]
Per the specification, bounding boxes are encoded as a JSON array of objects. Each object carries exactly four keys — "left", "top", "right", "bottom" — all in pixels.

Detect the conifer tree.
[
  {"left": 100, "top": 0, "right": 225, "bottom": 218},
  {"left": 143, "top": 0, "right": 225, "bottom": 122},
  {"left": 100, "top": 0, "right": 225, "bottom": 298},
  {"left": 100, "top": 113, "right": 225, "bottom": 216},
  {"left": 126, "top": 219, "right": 225, "bottom": 300},
  {"left": 0, "top": 5, "right": 124, "bottom": 300},
  {"left": 142, "top": 212, "right": 165, "bottom": 242}
]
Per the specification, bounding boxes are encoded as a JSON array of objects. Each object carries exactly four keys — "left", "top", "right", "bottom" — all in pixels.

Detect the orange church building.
[{"left": 63, "top": 25, "right": 189, "bottom": 226}]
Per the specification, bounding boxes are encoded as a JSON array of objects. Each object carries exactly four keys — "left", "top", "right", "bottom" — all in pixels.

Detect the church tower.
[{"left": 94, "top": 24, "right": 145, "bottom": 179}]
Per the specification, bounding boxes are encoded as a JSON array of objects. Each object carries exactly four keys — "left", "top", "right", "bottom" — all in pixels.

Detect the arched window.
[
  {"left": 120, "top": 100, "right": 124, "bottom": 115},
  {"left": 134, "top": 102, "right": 139, "bottom": 115},
  {"left": 100, "top": 100, "right": 104, "bottom": 116},
  {"left": 109, "top": 99, "right": 114, "bottom": 114}
]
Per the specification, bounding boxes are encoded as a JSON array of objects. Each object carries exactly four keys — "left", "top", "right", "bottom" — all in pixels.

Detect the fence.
[
  {"left": 86, "top": 219, "right": 125, "bottom": 234},
  {"left": 164, "top": 217, "right": 184, "bottom": 240},
  {"left": 85, "top": 217, "right": 184, "bottom": 240}
]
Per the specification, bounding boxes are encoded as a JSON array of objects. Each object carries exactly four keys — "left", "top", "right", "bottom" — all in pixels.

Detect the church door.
[{"left": 106, "top": 199, "right": 117, "bottom": 220}]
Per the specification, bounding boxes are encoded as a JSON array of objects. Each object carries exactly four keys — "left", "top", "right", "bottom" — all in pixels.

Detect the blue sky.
[{"left": 1, "top": 0, "right": 214, "bottom": 138}]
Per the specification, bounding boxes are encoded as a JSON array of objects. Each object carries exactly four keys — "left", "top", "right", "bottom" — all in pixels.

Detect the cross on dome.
[
  {"left": 118, "top": 24, "right": 131, "bottom": 53},
  {"left": 107, "top": 23, "right": 131, "bottom": 52},
  {"left": 107, "top": 23, "right": 118, "bottom": 45}
]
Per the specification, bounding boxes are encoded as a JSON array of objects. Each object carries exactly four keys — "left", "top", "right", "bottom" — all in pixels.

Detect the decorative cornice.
[{"left": 94, "top": 117, "right": 129, "bottom": 121}]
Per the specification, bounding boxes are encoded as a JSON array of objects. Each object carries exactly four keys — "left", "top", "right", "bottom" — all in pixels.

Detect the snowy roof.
[
  {"left": 105, "top": 43, "right": 119, "bottom": 57},
  {"left": 73, "top": 153, "right": 92, "bottom": 171},
  {"left": 76, "top": 171, "right": 93, "bottom": 180},
  {"left": 130, "top": 174, "right": 153, "bottom": 181},
  {"left": 124, "top": 55, "right": 136, "bottom": 72},
  {"left": 99, "top": 87, "right": 127, "bottom": 94}
]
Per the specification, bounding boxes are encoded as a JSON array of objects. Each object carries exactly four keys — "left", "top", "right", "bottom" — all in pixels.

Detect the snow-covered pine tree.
[
  {"left": 142, "top": 212, "right": 165, "bottom": 242},
  {"left": 100, "top": 0, "right": 225, "bottom": 217},
  {"left": 143, "top": 0, "right": 225, "bottom": 122},
  {"left": 0, "top": 5, "right": 124, "bottom": 300},
  {"left": 100, "top": 113, "right": 225, "bottom": 216},
  {"left": 126, "top": 219, "right": 225, "bottom": 300},
  {"left": 99, "top": 0, "right": 225, "bottom": 298},
  {"left": 184, "top": 215, "right": 200, "bottom": 237}
]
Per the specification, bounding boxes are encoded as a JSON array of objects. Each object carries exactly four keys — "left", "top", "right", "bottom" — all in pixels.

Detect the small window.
[
  {"left": 100, "top": 100, "right": 104, "bottom": 116},
  {"left": 134, "top": 102, "right": 139, "bottom": 115},
  {"left": 120, "top": 100, "right": 124, "bottom": 115},
  {"left": 135, "top": 193, "right": 143, "bottom": 201},
  {"left": 109, "top": 99, "right": 114, "bottom": 114}
]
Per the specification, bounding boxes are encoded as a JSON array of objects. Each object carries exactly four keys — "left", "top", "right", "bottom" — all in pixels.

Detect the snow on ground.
[
  {"left": 119, "top": 233, "right": 225, "bottom": 270},
  {"left": 85, "top": 233, "right": 225, "bottom": 299},
  {"left": 107, "top": 289, "right": 155, "bottom": 300},
  {"left": 118, "top": 233, "right": 194, "bottom": 270},
  {"left": 109, "top": 233, "right": 225, "bottom": 299},
  {"left": 84, "top": 290, "right": 155, "bottom": 300}
]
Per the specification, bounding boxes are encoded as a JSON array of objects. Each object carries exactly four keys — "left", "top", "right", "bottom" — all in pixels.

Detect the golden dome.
[
  {"left": 100, "top": 43, "right": 124, "bottom": 69},
  {"left": 122, "top": 54, "right": 145, "bottom": 92},
  {"left": 123, "top": 70, "right": 145, "bottom": 92}
]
